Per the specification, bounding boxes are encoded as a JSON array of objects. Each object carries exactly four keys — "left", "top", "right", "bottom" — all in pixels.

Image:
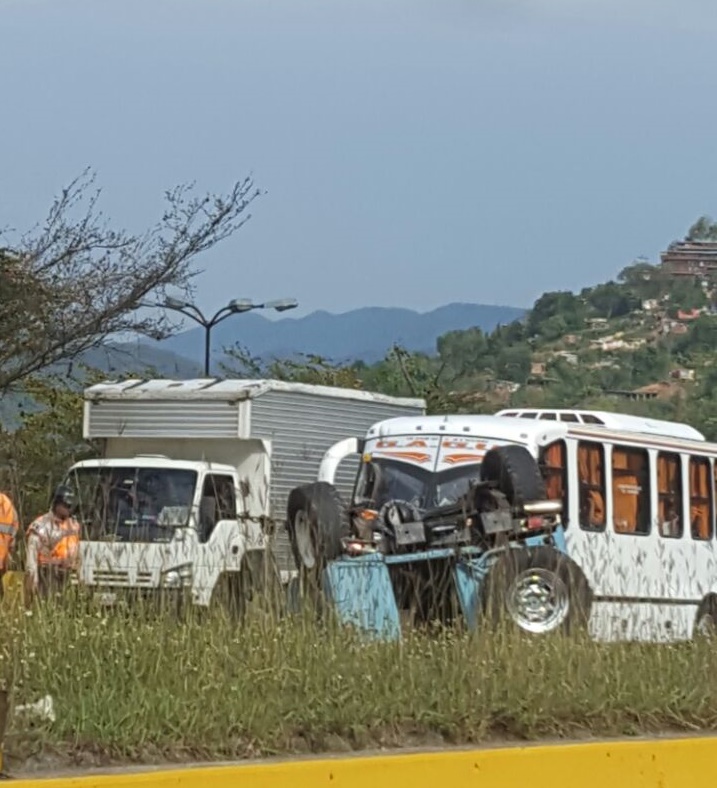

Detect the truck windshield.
[
  {"left": 69, "top": 467, "right": 198, "bottom": 543},
  {"left": 353, "top": 459, "right": 481, "bottom": 512}
]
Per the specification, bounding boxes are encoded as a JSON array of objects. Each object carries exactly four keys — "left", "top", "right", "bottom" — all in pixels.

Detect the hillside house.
[
  {"left": 661, "top": 240, "right": 717, "bottom": 278},
  {"left": 590, "top": 337, "right": 625, "bottom": 351},
  {"left": 670, "top": 368, "right": 696, "bottom": 382},
  {"left": 530, "top": 361, "right": 546, "bottom": 377},
  {"left": 660, "top": 319, "right": 689, "bottom": 336},
  {"left": 588, "top": 360, "right": 619, "bottom": 370},
  {"left": 642, "top": 298, "right": 660, "bottom": 312},
  {"left": 554, "top": 351, "right": 578, "bottom": 365},
  {"left": 608, "top": 382, "right": 681, "bottom": 402},
  {"left": 492, "top": 380, "right": 521, "bottom": 394},
  {"left": 676, "top": 308, "right": 702, "bottom": 321},
  {"left": 563, "top": 334, "right": 579, "bottom": 346}
]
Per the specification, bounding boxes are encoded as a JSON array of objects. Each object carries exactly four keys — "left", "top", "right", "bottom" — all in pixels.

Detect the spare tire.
[
  {"left": 481, "top": 546, "right": 591, "bottom": 636},
  {"left": 481, "top": 444, "right": 546, "bottom": 508},
  {"left": 286, "top": 482, "right": 350, "bottom": 573}
]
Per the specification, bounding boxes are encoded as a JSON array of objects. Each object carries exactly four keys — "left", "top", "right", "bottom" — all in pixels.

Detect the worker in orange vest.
[
  {"left": 25, "top": 485, "right": 81, "bottom": 601},
  {"left": 0, "top": 492, "right": 20, "bottom": 597}
]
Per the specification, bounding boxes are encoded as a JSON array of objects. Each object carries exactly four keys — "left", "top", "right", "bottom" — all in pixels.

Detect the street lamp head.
[
  {"left": 264, "top": 298, "right": 299, "bottom": 313},
  {"left": 228, "top": 298, "right": 255, "bottom": 313},
  {"left": 165, "top": 297, "right": 191, "bottom": 310}
]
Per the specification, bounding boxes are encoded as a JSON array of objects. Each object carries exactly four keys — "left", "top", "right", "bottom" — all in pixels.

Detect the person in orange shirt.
[
  {"left": 0, "top": 492, "right": 20, "bottom": 597},
  {"left": 25, "top": 485, "right": 81, "bottom": 601}
]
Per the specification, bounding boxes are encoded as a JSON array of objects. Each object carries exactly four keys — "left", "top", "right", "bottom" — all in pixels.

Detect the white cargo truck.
[{"left": 64, "top": 378, "right": 425, "bottom": 608}]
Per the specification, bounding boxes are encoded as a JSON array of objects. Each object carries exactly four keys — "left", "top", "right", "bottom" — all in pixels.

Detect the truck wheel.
[
  {"left": 286, "top": 482, "right": 350, "bottom": 574},
  {"left": 242, "top": 550, "right": 284, "bottom": 615},
  {"left": 481, "top": 546, "right": 591, "bottom": 636},
  {"left": 481, "top": 444, "right": 546, "bottom": 507},
  {"left": 211, "top": 572, "right": 248, "bottom": 621}
]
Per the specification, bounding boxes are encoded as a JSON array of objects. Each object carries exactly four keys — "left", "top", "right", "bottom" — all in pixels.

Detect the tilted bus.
[{"left": 305, "top": 407, "right": 717, "bottom": 642}]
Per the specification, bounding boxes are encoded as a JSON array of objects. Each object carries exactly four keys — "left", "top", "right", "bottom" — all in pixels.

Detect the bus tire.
[
  {"left": 481, "top": 546, "right": 591, "bottom": 636},
  {"left": 481, "top": 444, "right": 546, "bottom": 508},
  {"left": 286, "top": 482, "right": 350, "bottom": 575}
]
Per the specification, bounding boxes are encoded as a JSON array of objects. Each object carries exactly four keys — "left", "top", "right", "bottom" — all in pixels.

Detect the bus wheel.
[
  {"left": 480, "top": 444, "right": 546, "bottom": 508},
  {"left": 482, "top": 546, "right": 591, "bottom": 636},
  {"left": 695, "top": 599, "right": 717, "bottom": 638},
  {"left": 287, "top": 482, "right": 350, "bottom": 577}
]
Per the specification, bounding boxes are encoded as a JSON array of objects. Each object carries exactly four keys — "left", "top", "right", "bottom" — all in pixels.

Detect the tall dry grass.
[{"left": 0, "top": 588, "right": 716, "bottom": 769}]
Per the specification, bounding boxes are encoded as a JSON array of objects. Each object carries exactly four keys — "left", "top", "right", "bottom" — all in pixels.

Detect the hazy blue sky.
[{"left": 2, "top": 0, "right": 716, "bottom": 316}]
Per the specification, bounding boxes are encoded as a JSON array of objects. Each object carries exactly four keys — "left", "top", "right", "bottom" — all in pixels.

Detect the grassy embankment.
[{"left": 0, "top": 589, "right": 716, "bottom": 771}]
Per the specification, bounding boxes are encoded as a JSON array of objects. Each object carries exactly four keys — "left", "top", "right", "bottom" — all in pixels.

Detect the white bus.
[{"left": 495, "top": 407, "right": 717, "bottom": 642}]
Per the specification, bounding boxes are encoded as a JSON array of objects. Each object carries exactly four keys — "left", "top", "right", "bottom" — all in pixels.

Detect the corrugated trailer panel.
[
  {"left": 250, "top": 390, "right": 424, "bottom": 570},
  {"left": 85, "top": 400, "right": 240, "bottom": 439}
]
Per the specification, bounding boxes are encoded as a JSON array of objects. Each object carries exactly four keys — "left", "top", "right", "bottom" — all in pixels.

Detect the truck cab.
[{"left": 68, "top": 455, "right": 264, "bottom": 606}]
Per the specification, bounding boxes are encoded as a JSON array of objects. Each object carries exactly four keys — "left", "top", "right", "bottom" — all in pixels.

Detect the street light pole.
[{"left": 148, "top": 296, "right": 298, "bottom": 376}]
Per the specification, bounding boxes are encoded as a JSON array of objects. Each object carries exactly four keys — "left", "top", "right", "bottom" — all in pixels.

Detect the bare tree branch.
[{"left": 0, "top": 170, "right": 262, "bottom": 392}]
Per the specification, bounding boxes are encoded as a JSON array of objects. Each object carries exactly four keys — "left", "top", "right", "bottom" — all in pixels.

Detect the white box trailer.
[{"left": 67, "top": 378, "right": 425, "bottom": 607}]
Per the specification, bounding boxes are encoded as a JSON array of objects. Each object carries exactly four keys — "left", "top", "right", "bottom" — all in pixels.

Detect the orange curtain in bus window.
[
  {"left": 578, "top": 444, "right": 605, "bottom": 527},
  {"left": 543, "top": 442, "right": 565, "bottom": 500},
  {"left": 657, "top": 453, "right": 681, "bottom": 536},
  {"left": 612, "top": 449, "right": 641, "bottom": 534},
  {"left": 690, "top": 459, "right": 711, "bottom": 540}
]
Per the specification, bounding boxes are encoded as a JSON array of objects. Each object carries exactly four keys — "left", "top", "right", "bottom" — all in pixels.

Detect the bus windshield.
[
  {"left": 353, "top": 458, "right": 481, "bottom": 512},
  {"left": 69, "top": 466, "right": 198, "bottom": 543}
]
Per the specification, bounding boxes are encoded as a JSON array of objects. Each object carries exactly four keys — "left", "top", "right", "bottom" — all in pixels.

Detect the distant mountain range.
[{"left": 86, "top": 302, "right": 525, "bottom": 377}]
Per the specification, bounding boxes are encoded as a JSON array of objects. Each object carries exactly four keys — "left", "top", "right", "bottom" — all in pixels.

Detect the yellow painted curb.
[{"left": 7, "top": 736, "right": 717, "bottom": 787}]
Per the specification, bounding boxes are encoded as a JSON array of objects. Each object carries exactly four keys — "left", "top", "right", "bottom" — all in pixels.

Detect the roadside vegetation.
[{"left": 2, "top": 595, "right": 717, "bottom": 770}]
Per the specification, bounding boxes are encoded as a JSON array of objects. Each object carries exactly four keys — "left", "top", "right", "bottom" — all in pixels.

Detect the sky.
[{"left": 2, "top": 0, "right": 717, "bottom": 317}]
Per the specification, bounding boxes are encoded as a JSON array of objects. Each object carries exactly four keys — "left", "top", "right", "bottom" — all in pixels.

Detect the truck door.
[{"left": 199, "top": 474, "right": 238, "bottom": 542}]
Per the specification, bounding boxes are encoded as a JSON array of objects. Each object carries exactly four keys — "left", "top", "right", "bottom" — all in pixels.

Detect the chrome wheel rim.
[
  {"left": 294, "top": 510, "right": 316, "bottom": 569},
  {"left": 506, "top": 567, "right": 569, "bottom": 634}
]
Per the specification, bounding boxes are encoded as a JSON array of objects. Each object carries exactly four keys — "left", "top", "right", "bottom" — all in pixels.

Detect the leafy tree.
[
  {"left": 630, "top": 345, "right": 672, "bottom": 386},
  {"left": 585, "top": 282, "right": 638, "bottom": 318},
  {"left": 528, "top": 291, "right": 585, "bottom": 335},
  {"left": 0, "top": 376, "right": 95, "bottom": 528},
  {"left": 675, "top": 316, "right": 717, "bottom": 355},
  {"left": 0, "top": 169, "right": 260, "bottom": 393},
  {"left": 686, "top": 215, "right": 717, "bottom": 241},
  {"left": 436, "top": 328, "right": 488, "bottom": 380},
  {"left": 494, "top": 345, "right": 531, "bottom": 383}
]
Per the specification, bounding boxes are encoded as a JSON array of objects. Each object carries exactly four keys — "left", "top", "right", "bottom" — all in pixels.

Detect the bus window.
[
  {"left": 690, "top": 457, "right": 712, "bottom": 541},
  {"left": 612, "top": 446, "right": 650, "bottom": 535},
  {"left": 578, "top": 441, "right": 606, "bottom": 531},
  {"left": 540, "top": 441, "right": 568, "bottom": 524},
  {"left": 657, "top": 452, "right": 682, "bottom": 539}
]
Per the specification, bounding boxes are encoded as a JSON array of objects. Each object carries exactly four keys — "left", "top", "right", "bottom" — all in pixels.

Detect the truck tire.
[
  {"left": 481, "top": 546, "right": 591, "bottom": 636},
  {"left": 286, "top": 482, "right": 350, "bottom": 574},
  {"left": 211, "top": 571, "right": 248, "bottom": 621},
  {"left": 481, "top": 444, "right": 546, "bottom": 508}
]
